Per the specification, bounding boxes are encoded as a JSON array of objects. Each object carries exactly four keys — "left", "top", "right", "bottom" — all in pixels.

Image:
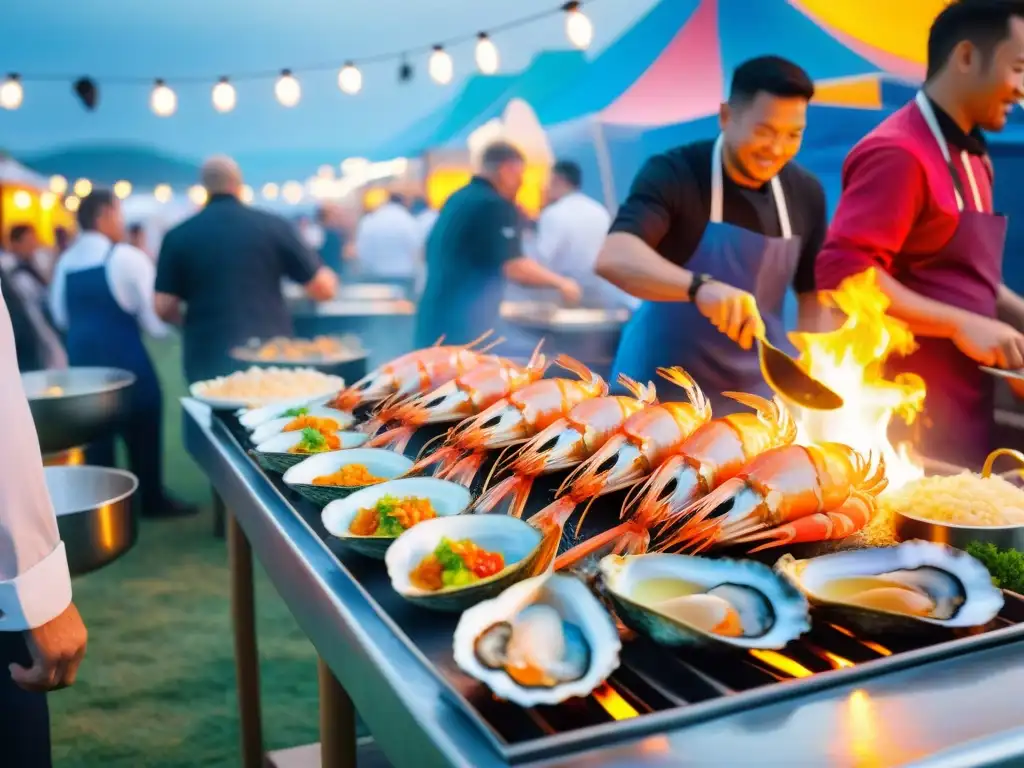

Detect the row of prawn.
[{"left": 326, "top": 334, "right": 888, "bottom": 568}]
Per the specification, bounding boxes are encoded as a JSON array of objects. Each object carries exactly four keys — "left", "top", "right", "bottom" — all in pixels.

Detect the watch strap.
[{"left": 688, "top": 273, "right": 713, "bottom": 302}]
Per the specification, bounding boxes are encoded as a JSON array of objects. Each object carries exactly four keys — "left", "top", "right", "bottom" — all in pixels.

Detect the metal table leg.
[
  {"left": 214, "top": 490, "right": 227, "bottom": 539},
  {"left": 319, "top": 657, "right": 357, "bottom": 768},
  {"left": 228, "top": 512, "right": 264, "bottom": 768}
]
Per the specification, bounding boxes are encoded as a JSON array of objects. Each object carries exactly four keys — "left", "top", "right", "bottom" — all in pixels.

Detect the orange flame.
[
  {"left": 830, "top": 624, "right": 893, "bottom": 657},
  {"left": 592, "top": 683, "right": 639, "bottom": 720},
  {"left": 820, "top": 651, "right": 856, "bottom": 670},
  {"left": 748, "top": 650, "right": 813, "bottom": 678}
]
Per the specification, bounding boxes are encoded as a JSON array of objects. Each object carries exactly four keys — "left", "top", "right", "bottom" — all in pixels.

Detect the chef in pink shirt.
[
  {"left": 0, "top": 287, "right": 88, "bottom": 766},
  {"left": 816, "top": 0, "right": 1024, "bottom": 470}
]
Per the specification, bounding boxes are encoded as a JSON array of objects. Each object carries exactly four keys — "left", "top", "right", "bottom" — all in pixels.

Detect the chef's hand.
[
  {"left": 557, "top": 277, "right": 582, "bottom": 307},
  {"left": 695, "top": 281, "right": 766, "bottom": 351},
  {"left": 1009, "top": 377, "right": 1024, "bottom": 400},
  {"left": 951, "top": 313, "right": 1024, "bottom": 369},
  {"left": 10, "top": 602, "right": 87, "bottom": 693}
]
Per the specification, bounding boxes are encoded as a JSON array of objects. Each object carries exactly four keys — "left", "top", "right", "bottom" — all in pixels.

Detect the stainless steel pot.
[
  {"left": 45, "top": 466, "right": 139, "bottom": 576},
  {"left": 22, "top": 368, "right": 136, "bottom": 454}
]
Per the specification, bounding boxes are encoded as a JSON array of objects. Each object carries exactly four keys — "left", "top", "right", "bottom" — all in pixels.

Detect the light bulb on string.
[
  {"left": 73, "top": 179, "right": 92, "bottom": 198},
  {"left": 0, "top": 74, "right": 23, "bottom": 110},
  {"left": 338, "top": 62, "right": 362, "bottom": 95},
  {"left": 49, "top": 176, "right": 68, "bottom": 195},
  {"left": 275, "top": 70, "right": 301, "bottom": 107},
  {"left": 282, "top": 181, "right": 304, "bottom": 205},
  {"left": 262, "top": 183, "right": 279, "bottom": 201},
  {"left": 40, "top": 192, "right": 56, "bottom": 210},
  {"left": 153, "top": 184, "right": 172, "bottom": 203},
  {"left": 240, "top": 185, "right": 254, "bottom": 204},
  {"left": 150, "top": 79, "right": 177, "bottom": 117},
  {"left": 563, "top": 1, "right": 593, "bottom": 50},
  {"left": 188, "top": 185, "right": 208, "bottom": 206},
  {"left": 65, "top": 195, "right": 80, "bottom": 213},
  {"left": 429, "top": 46, "right": 453, "bottom": 85},
  {"left": 113, "top": 180, "right": 132, "bottom": 199},
  {"left": 475, "top": 33, "right": 499, "bottom": 74},
  {"left": 212, "top": 77, "right": 237, "bottom": 113},
  {"left": 13, "top": 191, "right": 31, "bottom": 210}
]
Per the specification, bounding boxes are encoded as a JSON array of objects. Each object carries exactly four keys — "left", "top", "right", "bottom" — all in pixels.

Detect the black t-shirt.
[
  {"left": 610, "top": 140, "right": 827, "bottom": 294},
  {"left": 155, "top": 195, "right": 322, "bottom": 383}
]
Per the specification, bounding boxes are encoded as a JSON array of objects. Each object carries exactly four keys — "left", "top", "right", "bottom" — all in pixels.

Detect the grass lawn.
[{"left": 48, "top": 337, "right": 323, "bottom": 767}]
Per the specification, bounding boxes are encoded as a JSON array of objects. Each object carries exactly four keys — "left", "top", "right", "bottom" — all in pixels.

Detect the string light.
[
  {"left": 475, "top": 33, "right": 500, "bottom": 74},
  {"left": 49, "top": 175, "right": 68, "bottom": 195},
  {"left": 153, "top": 184, "right": 172, "bottom": 203},
  {"left": 282, "top": 181, "right": 304, "bottom": 204},
  {"left": 563, "top": 1, "right": 593, "bottom": 49},
  {"left": 275, "top": 70, "right": 301, "bottom": 107},
  {"left": 240, "top": 184, "right": 254, "bottom": 203},
  {"left": 212, "top": 77, "right": 237, "bottom": 113},
  {"left": 150, "top": 79, "right": 177, "bottom": 117},
  {"left": 0, "top": 74, "right": 23, "bottom": 110},
  {"left": 338, "top": 62, "right": 362, "bottom": 95},
  {"left": 65, "top": 195, "right": 81, "bottom": 212},
  {"left": 40, "top": 192, "right": 56, "bottom": 210},
  {"left": 73, "top": 178, "right": 92, "bottom": 197},
  {"left": 13, "top": 190, "right": 32, "bottom": 210},
  {"left": 429, "top": 45, "right": 453, "bottom": 85},
  {"left": 188, "top": 185, "right": 208, "bottom": 205},
  {"left": 113, "top": 180, "right": 132, "bottom": 199},
  {"left": 262, "top": 182, "right": 279, "bottom": 201}
]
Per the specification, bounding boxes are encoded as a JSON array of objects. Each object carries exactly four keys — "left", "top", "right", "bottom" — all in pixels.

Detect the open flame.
[
  {"left": 830, "top": 624, "right": 893, "bottom": 657},
  {"left": 748, "top": 650, "right": 813, "bottom": 678},
  {"left": 592, "top": 683, "right": 639, "bottom": 720},
  {"left": 789, "top": 270, "right": 926, "bottom": 492}
]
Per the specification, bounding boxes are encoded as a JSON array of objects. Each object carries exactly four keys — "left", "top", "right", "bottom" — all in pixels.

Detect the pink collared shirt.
[{"left": 0, "top": 288, "right": 72, "bottom": 631}]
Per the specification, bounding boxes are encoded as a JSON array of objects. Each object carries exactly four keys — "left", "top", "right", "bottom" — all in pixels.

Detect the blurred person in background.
[
  {"left": 536, "top": 161, "right": 637, "bottom": 310},
  {"left": 414, "top": 141, "right": 581, "bottom": 348},
  {"left": 154, "top": 156, "right": 337, "bottom": 384},
  {"left": 315, "top": 204, "right": 345, "bottom": 275},
  {"left": 0, "top": 224, "right": 67, "bottom": 369},
  {"left": 50, "top": 190, "right": 194, "bottom": 519},
  {"left": 354, "top": 192, "right": 420, "bottom": 281},
  {"left": 0, "top": 288, "right": 88, "bottom": 768},
  {"left": 409, "top": 196, "right": 438, "bottom": 297},
  {"left": 127, "top": 222, "right": 150, "bottom": 258}
]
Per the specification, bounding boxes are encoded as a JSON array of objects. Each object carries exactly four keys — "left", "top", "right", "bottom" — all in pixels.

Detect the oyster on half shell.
[
  {"left": 599, "top": 554, "right": 810, "bottom": 650},
  {"left": 775, "top": 540, "right": 1004, "bottom": 635},
  {"left": 453, "top": 574, "right": 621, "bottom": 707}
]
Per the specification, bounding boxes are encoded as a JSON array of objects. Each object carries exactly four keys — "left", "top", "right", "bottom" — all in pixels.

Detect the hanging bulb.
[
  {"left": 113, "top": 180, "right": 132, "bottom": 200},
  {"left": 153, "top": 184, "right": 172, "bottom": 203},
  {"left": 563, "top": 1, "right": 593, "bottom": 50},
  {"left": 188, "top": 185, "right": 208, "bottom": 206},
  {"left": 475, "top": 33, "right": 499, "bottom": 75},
  {"left": 73, "top": 178, "right": 92, "bottom": 198},
  {"left": 428, "top": 46, "right": 453, "bottom": 85},
  {"left": 212, "top": 77, "right": 237, "bottom": 113},
  {"left": 282, "top": 181, "right": 304, "bottom": 205},
  {"left": 12, "top": 191, "right": 32, "bottom": 210},
  {"left": 262, "top": 182, "right": 279, "bottom": 201},
  {"left": 0, "top": 74, "right": 23, "bottom": 110},
  {"left": 275, "top": 70, "right": 301, "bottom": 107},
  {"left": 65, "top": 195, "right": 81, "bottom": 213},
  {"left": 398, "top": 55, "right": 414, "bottom": 83},
  {"left": 240, "top": 184, "right": 254, "bottom": 204},
  {"left": 40, "top": 192, "right": 56, "bottom": 210},
  {"left": 151, "top": 79, "right": 177, "bottom": 117},
  {"left": 50, "top": 175, "right": 68, "bottom": 195},
  {"left": 338, "top": 62, "right": 362, "bottom": 95}
]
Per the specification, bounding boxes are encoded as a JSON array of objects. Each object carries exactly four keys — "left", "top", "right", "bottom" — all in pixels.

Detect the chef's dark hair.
[
  {"left": 728, "top": 56, "right": 815, "bottom": 106},
  {"left": 928, "top": 0, "right": 1024, "bottom": 79},
  {"left": 481, "top": 141, "right": 525, "bottom": 172},
  {"left": 553, "top": 160, "right": 582, "bottom": 189},
  {"left": 77, "top": 189, "right": 116, "bottom": 231},
  {"left": 9, "top": 224, "right": 34, "bottom": 243}
]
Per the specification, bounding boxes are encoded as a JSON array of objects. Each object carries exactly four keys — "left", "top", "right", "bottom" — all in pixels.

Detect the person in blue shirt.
[{"left": 414, "top": 141, "right": 580, "bottom": 348}]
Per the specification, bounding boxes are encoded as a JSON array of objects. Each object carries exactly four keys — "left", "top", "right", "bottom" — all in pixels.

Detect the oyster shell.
[
  {"left": 284, "top": 447, "right": 413, "bottom": 508},
  {"left": 599, "top": 553, "right": 810, "bottom": 650},
  {"left": 251, "top": 406, "right": 355, "bottom": 444},
  {"left": 250, "top": 430, "right": 368, "bottom": 474},
  {"left": 385, "top": 513, "right": 548, "bottom": 612},
  {"left": 775, "top": 540, "right": 1004, "bottom": 634},
  {"left": 453, "top": 573, "right": 621, "bottom": 707}
]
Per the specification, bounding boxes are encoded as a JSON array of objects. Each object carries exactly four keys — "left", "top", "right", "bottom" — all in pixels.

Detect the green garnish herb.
[
  {"left": 281, "top": 406, "right": 309, "bottom": 418},
  {"left": 297, "top": 427, "right": 327, "bottom": 452},
  {"left": 373, "top": 496, "right": 406, "bottom": 537},
  {"left": 435, "top": 537, "right": 469, "bottom": 572},
  {"left": 966, "top": 541, "right": 1024, "bottom": 595}
]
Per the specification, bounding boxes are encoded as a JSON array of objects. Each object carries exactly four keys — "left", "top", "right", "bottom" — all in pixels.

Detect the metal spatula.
[
  {"left": 757, "top": 336, "right": 844, "bottom": 411},
  {"left": 980, "top": 365, "right": 1024, "bottom": 382}
]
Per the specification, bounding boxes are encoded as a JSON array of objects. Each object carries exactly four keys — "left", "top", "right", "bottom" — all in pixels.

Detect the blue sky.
[{"left": 0, "top": 0, "right": 657, "bottom": 167}]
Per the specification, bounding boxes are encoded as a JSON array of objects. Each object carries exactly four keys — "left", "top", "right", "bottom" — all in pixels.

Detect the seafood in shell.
[
  {"left": 453, "top": 574, "right": 620, "bottom": 707},
  {"left": 775, "top": 540, "right": 1004, "bottom": 634},
  {"left": 599, "top": 553, "right": 810, "bottom": 650}
]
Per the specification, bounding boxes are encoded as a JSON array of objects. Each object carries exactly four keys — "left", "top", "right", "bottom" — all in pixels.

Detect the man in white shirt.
[
  {"left": 51, "top": 190, "right": 195, "bottom": 519},
  {"left": 0, "top": 224, "right": 67, "bottom": 370},
  {"left": 0, "top": 289, "right": 87, "bottom": 767},
  {"left": 354, "top": 194, "right": 421, "bottom": 279},
  {"left": 536, "top": 161, "right": 638, "bottom": 310}
]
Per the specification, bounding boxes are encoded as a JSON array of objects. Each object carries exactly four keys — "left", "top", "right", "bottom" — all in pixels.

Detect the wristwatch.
[{"left": 688, "top": 273, "right": 714, "bottom": 302}]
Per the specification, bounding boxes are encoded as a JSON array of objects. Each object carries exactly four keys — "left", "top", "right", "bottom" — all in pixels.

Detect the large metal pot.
[
  {"left": 45, "top": 466, "right": 138, "bottom": 576},
  {"left": 22, "top": 368, "right": 136, "bottom": 454}
]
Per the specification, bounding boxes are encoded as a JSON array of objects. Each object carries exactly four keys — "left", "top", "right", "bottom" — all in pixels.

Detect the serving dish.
[
  {"left": 251, "top": 430, "right": 368, "bottom": 474},
  {"left": 282, "top": 447, "right": 412, "bottom": 506}
]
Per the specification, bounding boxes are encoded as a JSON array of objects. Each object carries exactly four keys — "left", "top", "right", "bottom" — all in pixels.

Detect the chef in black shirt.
[{"left": 597, "top": 56, "right": 827, "bottom": 414}]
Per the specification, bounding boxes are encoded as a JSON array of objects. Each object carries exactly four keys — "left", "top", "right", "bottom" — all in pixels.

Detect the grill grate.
[{"left": 218, "top": 412, "right": 1024, "bottom": 765}]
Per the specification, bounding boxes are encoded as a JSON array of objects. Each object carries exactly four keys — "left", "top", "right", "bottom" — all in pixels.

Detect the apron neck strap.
[
  {"left": 914, "top": 91, "right": 984, "bottom": 213},
  {"left": 711, "top": 134, "right": 792, "bottom": 238}
]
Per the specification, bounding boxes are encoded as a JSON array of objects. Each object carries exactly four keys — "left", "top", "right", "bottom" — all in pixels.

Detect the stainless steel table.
[{"left": 183, "top": 397, "right": 1024, "bottom": 768}]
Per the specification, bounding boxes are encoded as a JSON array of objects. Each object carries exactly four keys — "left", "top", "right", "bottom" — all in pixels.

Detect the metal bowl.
[
  {"left": 45, "top": 466, "right": 138, "bottom": 576},
  {"left": 22, "top": 368, "right": 136, "bottom": 454}
]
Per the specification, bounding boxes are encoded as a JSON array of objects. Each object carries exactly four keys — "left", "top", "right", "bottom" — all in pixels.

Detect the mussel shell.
[
  {"left": 239, "top": 394, "right": 338, "bottom": 430},
  {"left": 599, "top": 553, "right": 810, "bottom": 651},
  {"left": 453, "top": 574, "right": 621, "bottom": 707},
  {"left": 775, "top": 540, "right": 1004, "bottom": 635},
  {"left": 385, "top": 514, "right": 546, "bottom": 612},
  {"left": 251, "top": 406, "right": 356, "bottom": 444}
]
